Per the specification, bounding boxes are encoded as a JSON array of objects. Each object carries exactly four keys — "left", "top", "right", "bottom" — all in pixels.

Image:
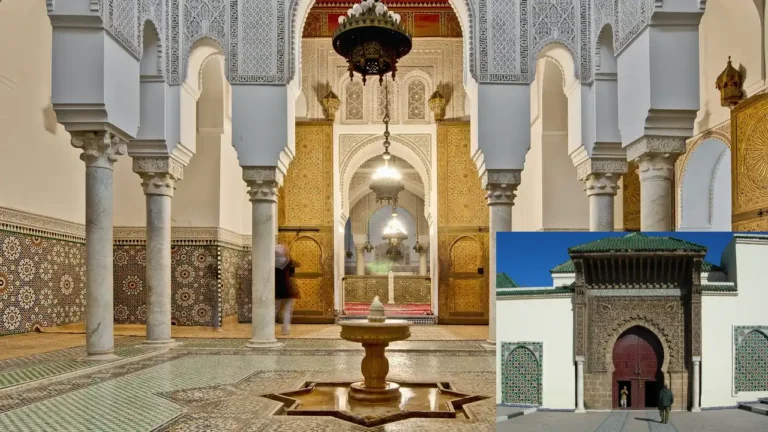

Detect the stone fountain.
[
  {"left": 261, "top": 297, "right": 487, "bottom": 427},
  {"left": 340, "top": 296, "right": 411, "bottom": 403}
]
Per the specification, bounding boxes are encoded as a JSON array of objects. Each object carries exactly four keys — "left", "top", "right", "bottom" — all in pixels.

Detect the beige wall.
[{"left": 0, "top": 0, "right": 85, "bottom": 224}]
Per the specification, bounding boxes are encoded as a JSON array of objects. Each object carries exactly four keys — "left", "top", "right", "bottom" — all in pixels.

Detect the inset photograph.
[{"left": 496, "top": 232, "right": 768, "bottom": 432}]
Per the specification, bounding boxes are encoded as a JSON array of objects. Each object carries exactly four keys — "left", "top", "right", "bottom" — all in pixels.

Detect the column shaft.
[
  {"left": 589, "top": 194, "right": 614, "bottom": 231},
  {"left": 419, "top": 251, "right": 428, "bottom": 276},
  {"left": 145, "top": 193, "right": 173, "bottom": 343},
  {"left": 576, "top": 357, "right": 585, "bottom": 413},
  {"left": 356, "top": 246, "right": 366, "bottom": 275},
  {"left": 692, "top": 357, "right": 701, "bottom": 412},
  {"left": 72, "top": 132, "right": 126, "bottom": 360},
  {"left": 244, "top": 168, "right": 281, "bottom": 348},
  {"left": 579, "top": 167, "right": 623, "bottom": 232}
]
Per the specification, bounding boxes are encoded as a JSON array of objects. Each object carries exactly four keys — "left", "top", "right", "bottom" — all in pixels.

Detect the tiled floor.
[
  {"left": 497, "top": 409, "right": 768, "bottom": 432},
  {"left": 0, "top": 329, "right": 494, "bottom": 431}
]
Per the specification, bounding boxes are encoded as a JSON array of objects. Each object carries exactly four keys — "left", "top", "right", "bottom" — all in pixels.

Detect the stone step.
[
  {"left": 759, "top": 397, "right": 768, "bottom": 405},
  {"left": 738, "top": 402, "right": 768, "bottom": 416},
  {"left": 496, "top": 405, "right": 537, "bottom": 423}
]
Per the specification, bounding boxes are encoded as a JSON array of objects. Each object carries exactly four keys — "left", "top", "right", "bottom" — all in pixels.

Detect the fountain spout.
[{"left": 368, "top": 296, "right": 386, "bottom": 323}]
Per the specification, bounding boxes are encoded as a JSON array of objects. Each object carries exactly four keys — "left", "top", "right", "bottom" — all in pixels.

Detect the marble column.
[
  {"left": 355, "top": 244, "right": 366, "bottom": 275},
  {"left": 387, "top": 271, "right": 395, "bottom": 304},
  {"left": 71, "top": 132, "right": 126, "bottom": 360},
  {"left": 626, "top": 137, "right": 686, "bottom": 231},
  {"left": 585, "top": 173, "right": 620, "bottom": 232},
  {"left": 692, "top": 356, "right": 701, "bottom": 412},
  {"left": 133, "top": 157, "right": 184, "bottom": 346},
  {"left": 575, "top": 356, "right": 585, "bottom": 413},
  {"left": 418, "top": 249, "right": 428, "bottom": 276},
  {"left": 485, "top": 170, "right": 520, "bottom": 344},
  {"left": 243, "top": 167, "right": 281, "bottom": 348}
]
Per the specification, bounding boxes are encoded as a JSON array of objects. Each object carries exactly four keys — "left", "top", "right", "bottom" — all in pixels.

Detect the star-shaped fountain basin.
[{"left": 261, "top": 381, "right": 488, "bottom": 428}]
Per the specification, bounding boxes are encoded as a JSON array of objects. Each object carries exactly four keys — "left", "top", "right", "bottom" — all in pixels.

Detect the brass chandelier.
[
  {"left": 333, "top": 0, "right": 412, "bottom": 85},
  {"left": 369, "top": 80, "right": 404, "bottom": 206},
  {"left": 382, "top": 206, "right": 408, "bottom": 260}
]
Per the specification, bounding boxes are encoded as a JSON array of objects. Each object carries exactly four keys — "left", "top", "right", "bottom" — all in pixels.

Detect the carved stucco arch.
[
  {"left": 185, "top": 39, "right": 228, "bottom": 97},
  {"left": 289, "top": 0, "right": 476, "bottom": 86},
  {"left": 603, "top": 320, "right": 672, "bottom": 380},
  {"left": 676, "top": 124, "right": 732, "bottom": 227},
  {"left": 530, "top": 41, "right": 580, "bottom": 86},
  {"left": 184, "top": 34, "right": 228, "bottom": 84},
  {"left": 139, "top": 18, "right": 165, "bottom": 78},
  {"left": 340, "top": 135, "right": 431, "bottom": 217},
  {"left": 594, "top": 23, "right": 616, "bottom": 74},
  {"left": 287, "top": 234, "right": 324, "bottom": 271}
]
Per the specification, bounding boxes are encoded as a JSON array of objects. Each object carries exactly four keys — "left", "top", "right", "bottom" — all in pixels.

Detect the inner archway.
[{"left": 612, "top": 326, "right": 664, "bottom": 409}]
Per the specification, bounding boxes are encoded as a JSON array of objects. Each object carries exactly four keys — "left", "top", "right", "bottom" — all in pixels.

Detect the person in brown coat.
[{"left": 274, "top": 244, "right": 299, "bottom": 335}]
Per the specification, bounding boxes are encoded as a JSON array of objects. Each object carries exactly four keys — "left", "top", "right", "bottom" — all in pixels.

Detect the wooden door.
[{"left": 612, "top": 326, "right": 663, "bottom": 409}]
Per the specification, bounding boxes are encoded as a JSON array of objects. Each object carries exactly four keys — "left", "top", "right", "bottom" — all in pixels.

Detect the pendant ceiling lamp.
[
  {"left": 369, "top": 79, "right": 404, "bottom": 207},
  {"left": 333, "top": 0, "right": 412, "bottom": 85},
  {"left": 382, "top": 207, "right": 407, "bottom": 261}
]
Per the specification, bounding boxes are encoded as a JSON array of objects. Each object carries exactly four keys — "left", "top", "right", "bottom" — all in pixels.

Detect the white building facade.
[{"left": 497, "top": 234, "right": 768, "bottom": 411}]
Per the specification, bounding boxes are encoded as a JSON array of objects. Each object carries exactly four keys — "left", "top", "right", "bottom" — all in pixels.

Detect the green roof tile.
[
  {"left": 701, "top": 284, "right": 737, "bottom": 293},
  {"left": 568, "top": 233, "right": 708, "bottom": 253},
  {"left": 496, "top": 273, "right": 519, "bottom": 288},
  {"left": 550, "top": 259, "right": 722, "bottom": 274}
]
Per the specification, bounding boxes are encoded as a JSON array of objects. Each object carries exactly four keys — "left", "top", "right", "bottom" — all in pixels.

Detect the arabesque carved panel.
[
  {"left": 732, "top": 93, "right": 768, "bottom": 226},
  {"left": 437, "top": 123, "right": 488, "bottom": 227},
  {"left": 344, "top": 276, "right": 388, "bottom": 303}
]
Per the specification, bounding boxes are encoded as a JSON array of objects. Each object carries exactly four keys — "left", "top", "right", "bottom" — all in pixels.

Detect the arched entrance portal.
[{"left": 612, "top": 326, "right": 664, "bottom": 409}]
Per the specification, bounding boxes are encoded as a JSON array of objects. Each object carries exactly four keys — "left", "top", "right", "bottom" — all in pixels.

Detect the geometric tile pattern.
[
  {"left": 0, "top": 340, "right": 494, "bottom": 431},
  {"left": 735, "top": 326, "right": 768, "bottom": 392},
  {"left": 501, "top": 342, "right": 542, "bottom": 406},
  {"left": 0, "top": 231, "right": 86, "bottom": 335}
]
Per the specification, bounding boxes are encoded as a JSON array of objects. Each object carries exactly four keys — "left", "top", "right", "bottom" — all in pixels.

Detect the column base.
[
  {"left": 246, "top": 339, "right": 282, "bottom": 349},
  {"left": 575, "top": 408, "right": 586, "bottom": 413},
  {"left": 78, "top": 352, "right": 120, "bottom": 362},
  {"left": 691, "top": 408, "right": 701, "bottom": 413},
  {"left": 142, "top": 339, "right": 179, "bottom": 348}
]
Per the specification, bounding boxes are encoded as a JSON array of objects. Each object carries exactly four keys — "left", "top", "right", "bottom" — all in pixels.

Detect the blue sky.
[{"left": 497, "top": 232, "right": 736, "bottom": 287}]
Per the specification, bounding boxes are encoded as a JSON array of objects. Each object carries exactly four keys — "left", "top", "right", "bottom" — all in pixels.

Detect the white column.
[
  {"left": 133, "top": 158, "right": 184, "bottom": 346},
  {"left": 692, "top": 356, "right": 701, "bottom": 412},
  {"left": 355, "top": 244, "right": 366, "bottom": 275},
  {"left": 485, "top": 170, "right": 520, "bottom": 344},
  {"left": 71, "top": 132, "right": 126, "bottom": 360},
  {"left": 387, "top": 271, "right": 395, "bottom": 304},
  {"left": 418, "top": 249, "right": 428, "bottom": 276},
  {"left": 626, "top": 138, "right": 686, "bottom": 231},
  {"left": 575, "top": 356, "right": 585, "bottom": 413},
  {"left": 243, "top": 168, "right": 281, "bottom": 348},
  {"left": 584, "top": 173, "right": 620, "bottom": 232}
]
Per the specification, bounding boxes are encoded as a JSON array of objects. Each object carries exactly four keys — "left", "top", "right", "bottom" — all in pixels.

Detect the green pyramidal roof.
[
  {"left": 568, "top": 233, "right": 708, "bottom": 253},
  {"left": 496, "top": 273, "right": 519, "bottom": 289}
]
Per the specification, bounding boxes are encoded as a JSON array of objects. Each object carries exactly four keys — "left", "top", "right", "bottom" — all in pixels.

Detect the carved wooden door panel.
[
  {"left": 732, "top": 93, "right": 768, "bottom": 231},
  {"left": 613, "top": 327, "right": 663, "bottom": 409},
  {"left": 448, "top": 237, "right": 484, "bottom": 314}
]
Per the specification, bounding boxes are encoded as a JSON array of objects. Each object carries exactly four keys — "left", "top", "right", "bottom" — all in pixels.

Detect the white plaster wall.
[
  {"left": 695, "top": 0, "right": 765, "bottom": 134},
  {"left": 113, "top": 156, "right": 146, "bottom": 226},
  {"left": 496, "top": 297, "right": 575, "bottom": 409},
  {"left": 701, "top": 239, "right": 768, "bottom": 408},
  {"left": 173, "top": 131, "right": 221, "bottom": 227},
  {"left": 542, "top": 132, "right": 589, "bottom": 230},
  {"left": 0, "top": 0, "right": 85, "bottom": 224},
  {"left": 218, "top": 126, "right": 249, "bottom": 233}
]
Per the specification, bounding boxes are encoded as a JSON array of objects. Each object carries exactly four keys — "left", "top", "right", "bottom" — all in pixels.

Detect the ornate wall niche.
[
  {"left": 501, "top": 342, "right": 543, "bottom": 406},
  {"left": 733, "top": 325, "right": 768, "bottom": 393}
]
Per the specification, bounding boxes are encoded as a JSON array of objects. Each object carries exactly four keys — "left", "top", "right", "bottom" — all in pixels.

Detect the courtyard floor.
[
  {"left": 497, "top": 408, "right": 768, "bottom": 432},
  {"left": 0, "top": 324, "right": 493, "bottom": 431}
]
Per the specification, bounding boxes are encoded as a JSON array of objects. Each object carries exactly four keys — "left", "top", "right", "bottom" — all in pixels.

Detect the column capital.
[
  {"left": 584, "top": 172, "right": 621, "bottom": 197},
  {"left": 133, "top": 157, "right": 185, "bottom": 197},
  {"left": 575, "top": 355, "right": 585, "bottom": 363},
  {"left": 71, "top": 132, "right": 127, "bottom": 170},
  {"left": 692, "top": 355, "right": 701, "bottom": 363},
  {"left": 243, "top": 167, "right": 279, "bottom": 203},
  {"left": 483, "top": 169, "right": 521, "bottom": 206}
]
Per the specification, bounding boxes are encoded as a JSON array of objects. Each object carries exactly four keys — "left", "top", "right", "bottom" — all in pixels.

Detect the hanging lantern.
[
  {"left": 369, "top": 80, "right": 404, "bottom": 206},
  {"left": 321, "top": 89, "right": 341, "bottom": 121},
  {"left": 715, "top": 57, "right": 744, "bottom": 108},
  {"left": 333, "top": 0, "right": 412, "bottom": 85},
  {"left": 428, "top": 88, "right": 447, "bottom": 121}
]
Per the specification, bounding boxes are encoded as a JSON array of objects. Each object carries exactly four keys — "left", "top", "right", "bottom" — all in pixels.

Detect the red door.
[{"left": 612, "top": 326, "right": 663, "bottom": 409}]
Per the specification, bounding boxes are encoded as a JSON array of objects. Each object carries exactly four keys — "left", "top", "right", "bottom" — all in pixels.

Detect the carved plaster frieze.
[
  {"left": 481, "top": 169, "right": 522, "bottom": 190},
  {"left": 0, "top": 206, "right": 86, "bottom": 243},
  {"left": 113, "top": 226, "right": 248, "bottom": 248},
  {"left": 70, "top": 132, "right": 127, "bottom": 170},
  {"left": 576, "top": 158, "right": 628, "bottom": 181},
  {"left": 625, "top": 136, "right": 687, "bottom": 162},
  {"left": 132, "top": 157, "right": 185, "bottom": 180}
]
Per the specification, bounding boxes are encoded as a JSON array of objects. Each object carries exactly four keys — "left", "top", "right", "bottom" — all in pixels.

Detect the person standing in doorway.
[
  {"left": 658, "top": 384, "right": 674, "bottom": 424},
  {"left": 620, "top": 386, "right": 629, "bottom": 408},
  {"left": 275, "top": 244, "right": 299, "bottom": 336}
]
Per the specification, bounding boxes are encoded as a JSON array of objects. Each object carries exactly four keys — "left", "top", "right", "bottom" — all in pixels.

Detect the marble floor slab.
[{"left": 0, "top": 337, "right": 494, "bottom": 431}]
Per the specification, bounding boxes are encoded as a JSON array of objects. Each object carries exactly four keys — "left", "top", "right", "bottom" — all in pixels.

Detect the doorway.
[{"left": 612, "top": 326, "right": 664, "bottom": 409}]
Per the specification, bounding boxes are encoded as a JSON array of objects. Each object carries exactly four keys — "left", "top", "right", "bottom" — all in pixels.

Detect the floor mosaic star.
[{"left": 0, "top": 338, "right": 494, "bottom": 432}]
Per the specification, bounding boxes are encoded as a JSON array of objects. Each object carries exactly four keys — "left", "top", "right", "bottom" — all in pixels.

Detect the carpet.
[{"left": 343, "top": 303, "right": 433, "bottom": 316}]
